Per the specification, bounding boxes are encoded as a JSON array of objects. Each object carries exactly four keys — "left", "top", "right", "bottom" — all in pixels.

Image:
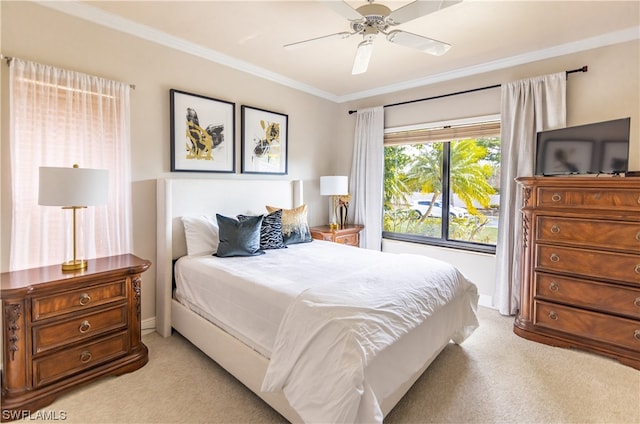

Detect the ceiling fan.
[{"left": 284, "top": 0, "right": 462, "bottom": 75}]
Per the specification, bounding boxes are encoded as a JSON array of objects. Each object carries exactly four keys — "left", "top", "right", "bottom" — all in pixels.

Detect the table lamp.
[
  {"left": 39, "top": 164, "right": 109, "bottom": 271},
  {"left": 320, "top": 176, "right": 348, "bottom": 230}
]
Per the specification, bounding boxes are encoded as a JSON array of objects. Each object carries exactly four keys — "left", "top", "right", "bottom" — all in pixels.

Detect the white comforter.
[{"left": 261, "top": 250, "right": 478, "bottom": 424}]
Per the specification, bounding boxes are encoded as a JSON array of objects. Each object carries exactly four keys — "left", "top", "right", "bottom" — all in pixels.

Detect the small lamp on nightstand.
[
  {"left": 320, "top": 175, "right": 348, "bottom": 230},
  {"left": 38, "top": 164, "right": 109, "bottom": 271}
]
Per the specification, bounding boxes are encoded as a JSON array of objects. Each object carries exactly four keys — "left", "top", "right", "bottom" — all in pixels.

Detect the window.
[
  {"left": 9, "top": 58, "right": 132, "bottom": 270},
  {"left": 382, "top": 116, "right": 501, "bottom": 253}
]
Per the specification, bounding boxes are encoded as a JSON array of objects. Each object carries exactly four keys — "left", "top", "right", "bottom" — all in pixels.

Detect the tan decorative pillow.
[{"left": 265, "top": 204, "right": 312, "bottom": 245}]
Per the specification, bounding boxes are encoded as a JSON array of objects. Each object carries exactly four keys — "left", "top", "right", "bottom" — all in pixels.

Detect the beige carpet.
[{"left": 17, "top": 307, "right": 640, "bottom": 423}]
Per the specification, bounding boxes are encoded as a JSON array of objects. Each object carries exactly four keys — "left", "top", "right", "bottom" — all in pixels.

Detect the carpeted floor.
[{"left": 15, "top": 306, "right": 640, "bottom": 423}]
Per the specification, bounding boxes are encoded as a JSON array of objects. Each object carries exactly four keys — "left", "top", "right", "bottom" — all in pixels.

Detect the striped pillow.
[{"left": 237, "top": 209, "right": 286, "bottom": 250}]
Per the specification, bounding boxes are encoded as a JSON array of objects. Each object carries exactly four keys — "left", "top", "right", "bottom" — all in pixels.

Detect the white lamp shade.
[
  {"left": 320, "top": 176, "right": 348, "bottom": 196},
  {"left": 39, "top": 166, "right": 109, "bottom": 206}
]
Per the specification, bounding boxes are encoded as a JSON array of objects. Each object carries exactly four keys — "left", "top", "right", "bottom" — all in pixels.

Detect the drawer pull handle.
[
  {"left": 551, "top": 193, "right": 562, "bottom": 202},
  {"left": 79, "top": 293, "right": 91, "bottom": 306},
  {"left": 549, "top": 282, "right": 559, "bottom": 292},
  {"left": 634, "top": 297, "right": 640, "bottom": 307},
  {"left": 549, "top": 311, "right": 558, "bottom": 321},
  {"left": 550, "top": 224, "right": 560, "bottom": 234},
  {"left": 79, "top": 320, "right": 91, "bottom": 333},
  {"left": 80, "top": 351, "right": 92, "bottom": 363},
  {"left": 636, "top": 231, "right": 640, "bottom": 242},
  {"left": 550, "top": 253, "right": 560, "bottom": 262},
  {"left": 636, "top": 265, "right": 640, "bottom": 275},
  {"left": 634, "top": 330, "right": 640, "bottom": 341}
]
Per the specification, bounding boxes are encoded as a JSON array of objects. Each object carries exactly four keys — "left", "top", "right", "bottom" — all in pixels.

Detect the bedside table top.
[
  {"left": 310, "top": 224, "right": 364, "bottom": 233},
  {"left": 1, "top": 254, "right": 151, "bottom": 295}
]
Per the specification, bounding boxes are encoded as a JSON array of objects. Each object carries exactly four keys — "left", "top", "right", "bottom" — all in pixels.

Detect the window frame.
[{"left": 382, "top": 114, "right": 501, "bottom": 255}]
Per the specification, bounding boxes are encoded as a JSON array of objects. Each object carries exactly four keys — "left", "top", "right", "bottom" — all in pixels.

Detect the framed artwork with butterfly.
[
  {"left": 170, "top": 89, "right": 235, "bottom": 173},
  {"left": 241, "top": 105, "right": 288, "bottom": 175}
]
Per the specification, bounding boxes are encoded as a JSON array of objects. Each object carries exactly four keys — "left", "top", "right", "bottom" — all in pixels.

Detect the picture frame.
[
  {"left": 170, "top": 89, "right": 235, "bottom": 173},
  {"left": 241, "top": 105, "right": 288, "bottom": 175}
]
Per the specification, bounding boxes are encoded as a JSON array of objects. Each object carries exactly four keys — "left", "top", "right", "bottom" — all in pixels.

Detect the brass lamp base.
[
  {"left": 329, "top": 223, "right": 339, "bottom": 230},
  {"left": 62, "top": 259, "right": 88, "bottom": 271}
]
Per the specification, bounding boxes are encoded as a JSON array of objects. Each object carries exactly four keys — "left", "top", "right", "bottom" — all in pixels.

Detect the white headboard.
[{"left": 156, "top": 178, "right": 303, "bottom": 336}]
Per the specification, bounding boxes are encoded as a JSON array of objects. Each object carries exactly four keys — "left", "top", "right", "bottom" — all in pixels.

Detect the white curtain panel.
[
  {"left": 9, "top": 58, "right": 132, "bottom": 270},
  {"left": 493, "top": 73, "right": 566, "bottom": 315},
  {"left": 349, "top": 106, "right": 384, "bottom": 250}
]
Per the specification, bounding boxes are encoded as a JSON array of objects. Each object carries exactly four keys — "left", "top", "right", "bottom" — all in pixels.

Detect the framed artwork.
[
  {"left": 241, "top": 105, "right": 288, "bottom": 175},
  {"left": 170, "top": 89, "right": 235, "bottom": 173}
]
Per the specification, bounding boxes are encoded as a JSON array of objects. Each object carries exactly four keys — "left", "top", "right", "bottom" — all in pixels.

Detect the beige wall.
[
  {"left": 1, "top": 1, "right": 638, "bottom": 319},
  {"left": 336, "top": 40, "right": 640, "bottom": 301},
  {"left": 0, "top": 2, "right": 341, "bottom": 324}
]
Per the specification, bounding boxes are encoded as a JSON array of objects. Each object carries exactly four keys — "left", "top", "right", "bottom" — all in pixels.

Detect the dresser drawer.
[
  {"left": 534, "top": 272, "right": 640, "bottom": 319},
  {"left": 534, "top": 301, "right": 640, "bottom": 352},
  {"left": 537, "top": 216, "right": 640, "bottom": 251},
  {"left": 537, "top": 187, "right": 640, "bottom": 210},
  {"left": 32, "top": 279, "right": 127, "bottom": 321},
  {"left": 536, "top": 244, "right": 640, "bottom": 284},
  {"left": 33, "top": 305, "right": 128, "bottom": 354},
  {"left": 335, "top": 233, "right": 358, "bottom": 247},
  {"left": 33, "top": 331, "right": 129, "bottom": 388}
]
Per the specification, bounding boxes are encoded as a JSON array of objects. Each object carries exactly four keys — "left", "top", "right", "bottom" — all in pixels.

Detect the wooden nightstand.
[
  {"left": 1, "top": 254, "right": 151, "bottom": 421},
  {"left": 310, "top": 224, "right": 364, "bottom": 247}
]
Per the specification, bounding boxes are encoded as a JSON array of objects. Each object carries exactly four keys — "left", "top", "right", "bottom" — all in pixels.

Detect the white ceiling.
[{"left": 43, "top": 1, "right": 639, "bottom": 102}]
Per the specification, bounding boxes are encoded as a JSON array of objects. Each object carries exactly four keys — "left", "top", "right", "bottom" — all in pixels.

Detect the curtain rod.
[
  {"left": 1, "top": 54, "right": 137, "bottom": 90},
  {"left": 348, "top": 65, "right": 588, "bottom": 115}
]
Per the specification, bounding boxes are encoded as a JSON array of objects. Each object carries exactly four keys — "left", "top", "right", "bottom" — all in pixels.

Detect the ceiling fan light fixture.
[
  {"left": 352, "top": 39, "right": 374, "bottom": 75},
  {"left": 387, "top": 30, "right": 451, "bottom": 56}
]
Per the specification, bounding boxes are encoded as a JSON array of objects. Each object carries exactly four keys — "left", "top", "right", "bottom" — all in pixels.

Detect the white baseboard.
[
  {"left": 478, "top": 294, "right": 495, "bottom": 309},
  {"left": 141, "top": 317, "right": 156, "bottom": 335}
]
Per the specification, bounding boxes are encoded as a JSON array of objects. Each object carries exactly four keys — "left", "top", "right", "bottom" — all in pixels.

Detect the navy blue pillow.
[
  {"left": 215, "top": 214, "right": 265, "bottom": 257},
  {"left": 237, "top": 209, "right": 286, "bottom": 250}
]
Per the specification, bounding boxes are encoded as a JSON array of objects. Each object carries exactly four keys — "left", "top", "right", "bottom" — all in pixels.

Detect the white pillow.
[{"left": 181, "top": 215, "right": 220, "bottom": 256}]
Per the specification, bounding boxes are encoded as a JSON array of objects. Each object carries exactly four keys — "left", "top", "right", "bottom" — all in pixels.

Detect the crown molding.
[
  {"left": 35, "top": 1, "right": 639, "bottom": 104},
  {"left": 339, "top": 25, "right": 640, "bottom": 103},
  {"left": 34, "top": 0, "right": 341, "bottom": 103}
]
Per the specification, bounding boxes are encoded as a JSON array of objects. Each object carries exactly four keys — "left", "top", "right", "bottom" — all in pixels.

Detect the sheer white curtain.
[
  {"left": 9, "top": 58, "right": 132, "bottom": 271},
  {"left": 349, "top": 106, "right": 384, "bottom": 250},
  {"left": 493, "top": 73, "right": 566, "bottom": 315}
]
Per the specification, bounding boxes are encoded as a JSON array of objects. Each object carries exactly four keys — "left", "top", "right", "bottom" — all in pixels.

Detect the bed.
[{"left": 156, "top": 178, "right": 479, "bottom": 423}]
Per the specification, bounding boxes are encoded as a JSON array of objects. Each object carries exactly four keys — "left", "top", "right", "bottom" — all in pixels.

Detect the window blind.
[{"left": 385, "top": 121, "right": 501, "bottom": 146}]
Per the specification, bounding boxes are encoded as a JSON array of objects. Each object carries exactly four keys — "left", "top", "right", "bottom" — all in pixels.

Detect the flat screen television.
[{"left": 535, "top": 117, "right": 630, "bottom": 176}]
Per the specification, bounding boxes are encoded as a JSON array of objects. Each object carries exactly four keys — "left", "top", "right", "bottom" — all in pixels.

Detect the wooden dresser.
[
  {"left": 514, "top": 176, "right": 640, "bottom": 369},
  {"left": 310, "top": 224, "right": 364, "bottom": 247},
  {"left": 1, "top": 254, "right": 151, "bottom": 421}
]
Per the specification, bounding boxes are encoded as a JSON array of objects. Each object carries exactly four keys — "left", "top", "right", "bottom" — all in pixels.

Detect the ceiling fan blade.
[
  {"left": 387, "top": 30, "right": 451, "bottom": 56},
  {"left": 320, "top": 0, "right": 364, "bottom": 21},
  {"left": 352, "top": 40, "right": 374, "bottom": 75},
  {"left": 387, "top": 0, "right": 462, "bottom": 25},
  {"left": 284, "top": 32, "right": 352, "bottom": 50}
]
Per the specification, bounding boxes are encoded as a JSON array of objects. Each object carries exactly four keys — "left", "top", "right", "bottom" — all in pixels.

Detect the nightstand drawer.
[
  {"left": 534, "top": 301, "right": 640, "bottom": 352},
  {"left": 33, "top": 304, "right": 128, "bottom": 354},
  {"left": 536, "top": 244, "right": 640, "bottom": 284},
  {"left": 32, "top": 279, "right": 127, "bottom": 321},
  {"left": 33, "top": 331, "right": 129, "bottom": 388},
  {"left": 335, "top": 233, "right": 358, "bottom": 246},
  {"left": 534, "top": 272, "right": 640, "bottom": 319}
]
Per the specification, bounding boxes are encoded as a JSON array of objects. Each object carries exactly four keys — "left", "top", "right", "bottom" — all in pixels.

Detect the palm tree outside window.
[{"left": 383, "top": 116, "right": 501, "bottom": 254}]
